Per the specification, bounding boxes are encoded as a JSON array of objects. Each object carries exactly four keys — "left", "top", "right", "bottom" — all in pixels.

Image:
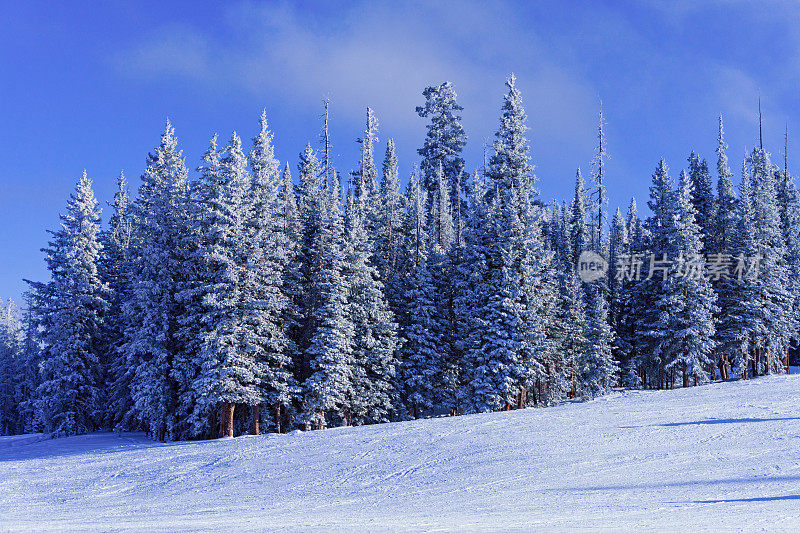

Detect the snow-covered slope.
[{"left": 2, "top": 375, "right": 800, "bottom": 532}]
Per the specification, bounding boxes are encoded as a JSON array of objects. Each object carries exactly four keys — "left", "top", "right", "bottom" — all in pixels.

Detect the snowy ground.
[{"left": 2, "top": 376, "right": 800, "bottom": 532}]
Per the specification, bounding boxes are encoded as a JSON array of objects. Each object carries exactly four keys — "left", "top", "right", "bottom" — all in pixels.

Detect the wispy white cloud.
[
  {"left": 111, "top": 0, "right": 599, "bottom": 151},
  {"left": 118, "top": 25, "right": 211, "bottom": 81}
]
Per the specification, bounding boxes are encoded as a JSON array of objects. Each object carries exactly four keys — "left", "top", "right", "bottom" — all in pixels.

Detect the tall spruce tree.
[
  {"left": 631, "top": 160, "right": 674, "bottom": 388},
  {"left": 396, "top": 173, "right": 439, "bottom": 418},
  {"left": 125, "top": 120, "right": 194, "bottom": 441},
  {"left": 745, "top": 148, "right": 793, "bottom": 375},
  {"left": 342, "top": 192, "right": 398, "bottom": 425},
  {"left": 0, "top": 299, "right": 23, "bottom": 435},
  {"left": 376, "top": 139, "right": 404, "bottom": 285},
  {"left": 191, "top": 132, "right": 258, "bottom": 438},
  {"left": 687, "top": 152, "right": 716, "bottom": 250},
  {"left": 102, "top": 172, "right": 136, "bottom": 430},
  {"left": 658, "top": 170, "right": 717, "bottom": 386},
  {"left": 417, "top": 81, "right": 467, "bottom": 211},
  {"left": 299, "top": 146, "right": 353, "bottom": 429},
  {"left": 712, "top": 116, "right": 741, "bottom": 379},
  {"left": 32, "top": 172, "right": 107, "bottom": 435},
  {"left": 245, "top": 112, "right": 296, "bottom": 434}
]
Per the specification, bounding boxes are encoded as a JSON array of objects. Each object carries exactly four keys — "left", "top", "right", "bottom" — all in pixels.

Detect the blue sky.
[{"left": 2, "top": 0, "right": 799, "bottom": 303}]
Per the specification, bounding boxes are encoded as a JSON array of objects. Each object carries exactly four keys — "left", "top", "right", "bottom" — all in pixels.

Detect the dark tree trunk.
[
  {"left": 785, "top": 348, "right": 791, "bottom": 374},
  {"left": 682, "top": 362, "right": 689, "bottom": 388},
  {"left": 251, "top": 404, "right": 260, "bottom": 435},
  {"left": 274, "top": 404, "right": 282, "bottom": 434},
  {"left": 220, "top": 402, "right": 235, "bottom": 438}
]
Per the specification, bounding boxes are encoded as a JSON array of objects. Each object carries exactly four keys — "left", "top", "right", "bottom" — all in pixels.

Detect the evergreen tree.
[
  {"left": 428, "top": 161, "right": 461, "bottom": 413},
  {"left": 713, "top": 117, "right": 739, "bottom": 255},
  {"left": 396, "top": 173, "right": 439, "bottom": 418},
  {"left": 342, "top": 195, "right": 398, "bottom": 425},
  {"left": 102, "top": 172, "right": 136, "bottom": 430},
  {"left": 245, "top": 112, "right": 296, "bottom": 434},
  {"left": 417, "top": 81, "right": 467, "bottom": 210},
  {"left": 745, "top": 148, "right": 793, "bottom": 375},
  {"left": 631, "top": 160, "right": 674, "bottom": 388},
  {"left": 582, "top": 282, "right": 617, "bottom": 397},
  {"left": 569, "top": 168, "right": 589, "bottom": 264},
  {"left": 125, "top": 120, "right": 194, "bottom": 441},
  {"left": 687, "top": 151, "right": 716, "bottom": 250},
  {"left": 301, "top": 164, "right": 353, "bottom": 429},
  {"left": 15, "top": 291, "right": 44, "bottom": 433},
  {"left": 32, "top": 172, "right": 107, "bottom": 435},
  {"left": 0, "top": 299, "right": 23, "bottom": 435},
  {"left": 376, "top": 139, "right": 404, "bottom": 285},
  {"left": 552, "top": 268, "right": 587, "bottom": 400},
  {"left": 465, "top": 75, "right": 553, "bottom": 410},
  {"left": 658, "top": 170, "right": 717, "bottom": 386},
  {"left": 712, "top": 117, "right": 741, "bottom": 379},
  {"left": 191, "top": 132, "right": 263, "bottom": 438},
  {"left": 775, "top": 162, "right": 800, "bottom": 371}
]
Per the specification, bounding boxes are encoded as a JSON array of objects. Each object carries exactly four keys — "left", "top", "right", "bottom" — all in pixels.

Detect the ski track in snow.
[{"left": 2, "top": 375, "right": 800, "bottom": 531}]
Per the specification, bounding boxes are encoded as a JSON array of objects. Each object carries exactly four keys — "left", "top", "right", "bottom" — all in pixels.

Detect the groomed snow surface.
[{"left": 2, "top": 375, "right": 800, "bottom": 532}]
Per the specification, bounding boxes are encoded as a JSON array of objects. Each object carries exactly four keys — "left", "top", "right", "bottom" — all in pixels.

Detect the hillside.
[{"left": 2, "top": 375, "right": 800, "bottom": 531}]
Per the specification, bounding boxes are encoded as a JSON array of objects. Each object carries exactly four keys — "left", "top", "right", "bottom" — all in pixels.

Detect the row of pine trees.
[{"left": 1, "top": 77, "right": 798, "bottom": 439}]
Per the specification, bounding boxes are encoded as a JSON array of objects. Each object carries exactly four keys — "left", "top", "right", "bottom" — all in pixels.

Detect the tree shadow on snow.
[
  {"left": 621, "top": 417, "right": 800, "bottom": 429},
  {"left": 693, "top": 495, "right": 800, "bottom": 503},
  {"left": 0, "top": 432, "right": 162, "bottom": 462},
  {"left": 659, "top": 417, "right": 800, "bottom": 427},
  {"left": 555, "top": 475, "right": 800, "bottom": 492}
]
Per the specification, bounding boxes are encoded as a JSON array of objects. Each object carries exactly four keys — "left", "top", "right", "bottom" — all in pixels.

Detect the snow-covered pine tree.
[
  {"left": 658, "top": 170, "right": 717, "bottom": 386},
  {"left": 167, "top": 134, "right": 221, "bottom": 439},
  {"left": 775, "top": 159, "right": 800, "bottom": 372},
  {"left": 101, "top": 172, "right": 136, "bottom": 430},
  {"left": 614, "top": 198, "right": 646, "bottom": 386},
  {"left": 745, "top": 147, "right": 793, "bottom": 375},
  {"left": 552, "top": 266, "right": 588, "bottom": 401},
  {"left": 245, "top": 111, "right": 296, "bottom": 434},
  {"left": 569, "top": 168, "right": 590, "bottom": 264},
  {"left": 712, "top": 116, "right": 742, "bottom": 380},
  {"left": 631, "top": 159, "right": 674, "bottom": 388},
  {"left": 608, "top": 208, "right": 627, "bottom": 327},
  {"left": 342, "top": 187, "right": 398, "bottom": 425},
  {"left": 724, "top": 163, "right": 761, "bottom": 378},
  {"left": 464, "top": 189, "right": 524, "bottom": 412},
  {"left": 14, "top": 291, "right": 44, "bottom": 433},
  {"left": 465, "top": 74, "right": 549, "bottom": 411},
  {"left": 416, "top": 81, "right": 467, "bottom": 212},
  {"left": 687, "top": 151, "right": 716, "bottom": 250},
  {"left": 712, "top": 118, "right": 739, "bottom": 255},
  {"left": 581, "top": 281, "right": 617, "bottom": 397},
  {"left": 376, "top": 139, "right": 404, "bottom": 286},
  {"left": 354, "top": 108, "right": 381, "bottom": 238},
  {"left": 301, "top": 159, "right": 353, "bottom": 429},
  {"left": 32, "top": 171, "right": 108, "bottom": 436},
  {"left": 125, "top": 120, "right": 195, "bottom": 441},
  {"left": 396, "top": 172, "right": 440, "bottom": 418},
  {"left": 427, "top": 161, "right": 462, "bottom": 414},
  {"left": 0, "top": 299, "right": 23, "bottom": 435},
  {"left": 279, "top": 161, "right": 304, "bottom": 422},
  {"left": 191, "top": 132, "right": 261, "bottom": 438},
  {"left": 518, "top": 196, "right": 557, "bottom": 408},
  {"left": 607, "top": 207, "right": 632, "bottom": 377}
]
